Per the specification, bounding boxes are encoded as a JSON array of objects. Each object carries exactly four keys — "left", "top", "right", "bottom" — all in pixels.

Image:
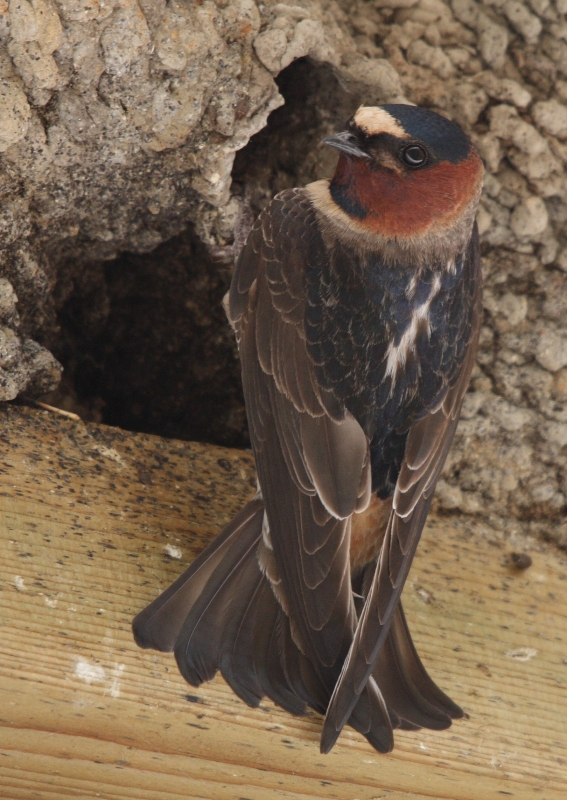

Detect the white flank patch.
[
  {"left": 13, "top": 575, "right": 25, "bottom": 591},
  {"left": 505, "top": 647, "right": 538, "bottom": 662},
  {"left": 75, "top": 657, "right": 107, "bottom": 684},
  {"left": 44, "top": 596, "right": 58, "bottom": 608},
  {"left": 164, "top": 544, "right": 182, "bottom": 559},
  {"left": 385, "top": 274, "right": 441, "bottom": 385},
  {"left": 405, "top": 273, "right": 418, "bottom": 300}
]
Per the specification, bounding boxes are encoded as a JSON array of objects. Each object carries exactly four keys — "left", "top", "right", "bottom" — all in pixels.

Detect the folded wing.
[
  {"left": 229, "top": 188, "right": 394, "bottom": 749},
  {"left": 321, "top": 252, "right": 482, "bottom": 752}
]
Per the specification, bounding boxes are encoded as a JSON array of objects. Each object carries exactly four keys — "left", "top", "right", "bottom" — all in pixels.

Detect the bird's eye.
[{"left": 401, "top": 144, "right": 428, "bottom": 168}]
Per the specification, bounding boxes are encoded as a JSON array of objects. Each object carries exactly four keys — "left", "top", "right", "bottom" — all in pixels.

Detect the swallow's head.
[{"left": 323, "top": 105, "right": 484, "bottom": 241}]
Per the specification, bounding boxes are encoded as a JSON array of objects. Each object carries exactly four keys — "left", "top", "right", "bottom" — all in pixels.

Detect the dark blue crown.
[{"left": 380, "top": 104, "right": 471, "bottom": 164}]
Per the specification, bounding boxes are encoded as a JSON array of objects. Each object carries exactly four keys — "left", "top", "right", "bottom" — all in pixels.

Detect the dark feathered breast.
[{"left": 300, "top": 208, "right": 478, "bottom": 498}]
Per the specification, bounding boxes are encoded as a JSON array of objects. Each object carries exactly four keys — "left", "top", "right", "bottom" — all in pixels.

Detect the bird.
[{"left": 132, "top": 103, "right": 485, "bottom": 754}]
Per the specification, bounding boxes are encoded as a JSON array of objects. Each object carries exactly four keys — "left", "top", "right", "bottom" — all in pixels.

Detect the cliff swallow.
[{"left": 133, "top": 104, "right": 484, "bottom": 754}]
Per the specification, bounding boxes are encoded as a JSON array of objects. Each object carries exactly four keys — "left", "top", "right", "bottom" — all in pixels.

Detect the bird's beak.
[{"left": 323, "top": 131, "right": 370, "bottom": 159}]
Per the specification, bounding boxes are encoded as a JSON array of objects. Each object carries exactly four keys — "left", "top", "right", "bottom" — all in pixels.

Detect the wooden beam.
[{"left": 0, "top": 404, "right": 566, "bottom": 799}]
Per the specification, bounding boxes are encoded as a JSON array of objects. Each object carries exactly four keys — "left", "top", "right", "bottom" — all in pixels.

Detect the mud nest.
[{"left": 46, "top": 59, "right": 363, "bottom": 448}]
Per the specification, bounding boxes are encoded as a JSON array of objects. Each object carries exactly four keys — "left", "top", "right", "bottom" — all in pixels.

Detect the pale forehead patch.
[{"left": 353, "top": 106, "right": 408, "bottom": 138}]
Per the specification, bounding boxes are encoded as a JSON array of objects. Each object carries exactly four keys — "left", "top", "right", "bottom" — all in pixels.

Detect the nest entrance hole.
[{"left": 43, "top": 59, "right": 363, "bottom": 446}]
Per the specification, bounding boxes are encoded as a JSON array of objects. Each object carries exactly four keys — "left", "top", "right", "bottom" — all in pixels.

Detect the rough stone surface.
[
  {"left": 510, "top": 195, "right": 549, "bottom": 238},
  {"left": 0, "top": 0, "right": 566, "bottom": 546},
  {"left": 532, "top": 98, "right": 567, "bottom": 137}
]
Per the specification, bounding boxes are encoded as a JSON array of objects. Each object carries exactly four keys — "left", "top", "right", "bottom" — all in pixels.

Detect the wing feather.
[
  {"left": 255, "top": 276, "right": 275, "bottom": 375},
  {"left": 231, "top": 192, "right": 371, "bottom": 681},
  {"left": 321, "top": 249, "right": 482, "bottom": 753},
  {"left": 300, "top": 413, "right": 370, "bottom": 519}
]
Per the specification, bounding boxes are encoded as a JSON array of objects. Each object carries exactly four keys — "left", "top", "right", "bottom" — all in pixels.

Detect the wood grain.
[{"left": 0, "top": 403, "right": 566, "bottom": 800}]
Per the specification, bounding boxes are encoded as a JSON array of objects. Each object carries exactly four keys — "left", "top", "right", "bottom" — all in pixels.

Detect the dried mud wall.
[{"left": 0, "top": 0, "right": 566, "bottom": 544}]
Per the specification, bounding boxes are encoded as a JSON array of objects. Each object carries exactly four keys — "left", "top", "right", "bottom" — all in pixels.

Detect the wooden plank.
[{"left": 0, "top": 403, "right": 566, "bottom": 800}]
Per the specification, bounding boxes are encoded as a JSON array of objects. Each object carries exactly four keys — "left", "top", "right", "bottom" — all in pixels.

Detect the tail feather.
[
  {"left": 341, "top": 676, "right": 393, "bottom": 754},
  {"left": 133, "top": 498, "right": 459, "bottom": 755},
  {"left": 378, "top": 602, "right": 463, "bottom": 723},
  {"left": 278, "top": 610, "right": 326, "bottom": 712},
  {"left": 134, "top": 497, "right": 308, "bottom": 715},
  {"left": 174, "top": 509, "right": 264, "bottom": 687},
  {"left": 133, "top": 498, "right": 264, "bottom": 652},
  {"left": 218, "top": 552, "right": 268, "bottom": 705},
  {"left": 252, "top": 583, "right": 307, "bottom": 716},
  {"left": 374, "top": 612, "right": 451, "bottom": 730}
]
